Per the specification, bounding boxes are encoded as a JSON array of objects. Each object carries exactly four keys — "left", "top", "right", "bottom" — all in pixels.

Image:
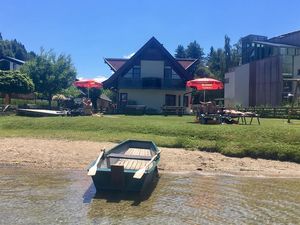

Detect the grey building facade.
[{"left": 225, "top": 30, "right": 300, "bottom": 107}]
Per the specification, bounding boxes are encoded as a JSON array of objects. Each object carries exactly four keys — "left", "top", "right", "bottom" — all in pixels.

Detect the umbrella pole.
[
  {"left": 88, "top": 88, "right": 90, "bottom": 99},
  {"left": 204, "top": 90, "right": 206, "bottom": 102}
]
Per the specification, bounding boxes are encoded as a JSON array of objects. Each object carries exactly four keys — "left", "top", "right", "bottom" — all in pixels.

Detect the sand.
[{"left": 1, "top": 137, "right": 300, "bottom": 178}]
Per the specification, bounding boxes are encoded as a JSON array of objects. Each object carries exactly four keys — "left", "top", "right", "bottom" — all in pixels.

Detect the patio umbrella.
[
  {"left": 186, "top": 77, "right": 223, "bottom": 102},
  {"left": 73, "top": 79, "right": 103, "bottom": 98}
]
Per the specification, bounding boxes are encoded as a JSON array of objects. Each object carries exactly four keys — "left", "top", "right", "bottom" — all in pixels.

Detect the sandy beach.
[{"left": 1, "top": 137, "right": 300, "bottom": 178}]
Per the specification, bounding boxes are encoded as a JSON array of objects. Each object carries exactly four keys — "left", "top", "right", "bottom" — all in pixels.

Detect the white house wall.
[
  {"left": 224, "top": 71, "right": 235, "bottom": 107},
  {"left": 225, "top": 64, "right": 250, "bottom": 107},
  {"left": 141, "top": 60, "right": 164, "bottom": 78},
  {"left": 119, "top": 88, "right": 189, "bottom": 112}
]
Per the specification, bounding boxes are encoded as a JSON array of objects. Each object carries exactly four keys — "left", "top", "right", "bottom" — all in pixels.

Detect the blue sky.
[{"left": 1, "top": 0, "right": 300, "bottom": 80}]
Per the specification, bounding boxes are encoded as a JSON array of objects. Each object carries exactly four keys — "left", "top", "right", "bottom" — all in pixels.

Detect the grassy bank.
[{"left": 0, "top": 115, "right": 299, "bottom": 163}]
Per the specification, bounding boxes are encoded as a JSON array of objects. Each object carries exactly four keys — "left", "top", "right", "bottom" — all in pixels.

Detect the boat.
[
  {"left": 16, "top": 108, "right": 67, "bottom": 117},
  {"left": 87, "top": 140, "right": 160, "bottom": 192}
]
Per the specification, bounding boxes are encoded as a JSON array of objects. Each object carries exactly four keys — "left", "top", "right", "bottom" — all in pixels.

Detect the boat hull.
[{"left": 91, "top": 167, "right": 158, "bottom": 192}]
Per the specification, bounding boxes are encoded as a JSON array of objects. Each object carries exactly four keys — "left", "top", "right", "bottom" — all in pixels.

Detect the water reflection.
[{"left": 0, "top": 167, "right": 299, "bottom": 225}]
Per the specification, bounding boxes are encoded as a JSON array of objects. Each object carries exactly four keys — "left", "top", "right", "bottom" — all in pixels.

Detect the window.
[
  {"left": 298, "top": 69, "right": 300, "bottom": 76},
  {"left": 132, "top": 66, "right": 141, "bottom": 79},
  {"left": 120, "top": 93, "right": 128, "bottom": 102},
  {"left": 178, "top": 95, "right": 181, "bottom": 106},
  {"left": 183, "top": 96, "right": 189, "bottom": 107},
  {"left": 282, "top": 55, "right": 293, "bottom": 76},
  {"left": 280, "top": 48, "right": 287, "bottom": 55},
  {"left": 165, "top": 94, "right": 176, "bottom": 106},
  {"left": 287, "top": 48, "right": 296, "bottom": 56},
  {"left": 164, "top": 66, "right": 172, "bottom": 79}
]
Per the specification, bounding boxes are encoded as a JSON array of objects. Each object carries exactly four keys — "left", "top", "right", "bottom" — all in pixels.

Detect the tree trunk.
[
  {"left": 4, "top": 93, "right": 11, "bottom": 105},
  {"left": 48, "top": 96, "right": 52, "bottom": 109}
]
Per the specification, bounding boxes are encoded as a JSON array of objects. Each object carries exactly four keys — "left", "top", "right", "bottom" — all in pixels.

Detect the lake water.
[{"left": 0, "top": 167, "right": 299, "bottom": 225}]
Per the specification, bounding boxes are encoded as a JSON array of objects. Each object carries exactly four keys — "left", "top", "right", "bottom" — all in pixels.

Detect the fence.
[{"left": 236, "top": 107, "right": 300, "bottom": 119}]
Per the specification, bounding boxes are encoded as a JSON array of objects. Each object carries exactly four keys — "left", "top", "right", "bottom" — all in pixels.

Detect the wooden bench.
[
  {"left": 107, "top": 153, "right": 152, "bottom": 160},
  {"left": 161, "top": 106, "right": 185, "bottom": 116}
]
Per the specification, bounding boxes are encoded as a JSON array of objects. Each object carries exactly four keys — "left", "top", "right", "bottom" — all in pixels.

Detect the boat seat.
[{"left": 107, "top": 153, "right": 152, "bottom": 160}]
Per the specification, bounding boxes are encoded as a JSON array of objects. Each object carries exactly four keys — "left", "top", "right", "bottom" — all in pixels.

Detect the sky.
[{"left": 1, "top": 0, "right": 300, "bottom": 81}]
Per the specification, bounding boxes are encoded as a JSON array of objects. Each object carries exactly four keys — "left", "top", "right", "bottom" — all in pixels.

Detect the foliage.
[
  {"left": 0, "top": 33, "right": 36, "bottom": 70},
  {"left": 224, "top": 35, "right": 231, "bottom": 73},
  {"left": 21, "top": 49, "right": 77, "bottom": 106},
  {"left": 174, "top": 45, "right": 186, "bottom": 58},
  {"left": 0, "top": 116, "right": 299, "bottom": 163},
  {"left": 185, "top": 40, "right": 205, "bottom": 63},
  {"left": 174, "top": 41, "right": 205, "bottom": 77},
  {"left": 207, "top": 47, "right": 226, "bottom": 80},
  {"left": 102, "top": 89, "right": 116, "bottom": 103},
  {"left": 206, "top": 36, "right": 241, "bottom": 81},
  {"left": 89, "top": 88, "right": 102, "bottom": 109},
  {"left": 0, "top": 70, "right": 34, "bottom": 96},
  {"left": 59, "top": 86, "right": 81, "bottom": 98}
]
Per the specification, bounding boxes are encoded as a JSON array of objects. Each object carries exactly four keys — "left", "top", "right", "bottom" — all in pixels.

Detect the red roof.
[
  {"left": 176, "top": 59, "right": 197, "bottom": 69},
  {"left": 104, "top": 58, "right": 197, "bottom": 72},
  {"left": 104, "top": 58, "right": 128, "bottom": 72}
]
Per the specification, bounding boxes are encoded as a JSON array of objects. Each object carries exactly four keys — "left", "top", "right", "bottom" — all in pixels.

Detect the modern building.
[
  {"left": 103, "top": 37, "right": 198, "bottom": 113},
  {"left": 225, "top": 30, "right": 300, "bottom": 107}
]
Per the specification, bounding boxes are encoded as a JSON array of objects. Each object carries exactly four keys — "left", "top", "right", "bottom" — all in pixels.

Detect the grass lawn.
[{"left": 0, "top": 115, "right": 299, "bottom": 163}]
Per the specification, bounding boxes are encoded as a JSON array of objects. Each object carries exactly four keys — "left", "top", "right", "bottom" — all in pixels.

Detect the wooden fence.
[{"left": 236, "top": 107, "right": 300, "bottom": 119}]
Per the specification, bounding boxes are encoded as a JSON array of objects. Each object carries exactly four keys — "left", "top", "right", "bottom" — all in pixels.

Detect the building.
[
  {"left": 225, "top": 30, "right": 300, "bottom": 107},
  {"left": 0, "top": 56, "right": 25, "bottom": 71},
  {"left": 103, "top": 37, "right": 198, "bottom": 113}
]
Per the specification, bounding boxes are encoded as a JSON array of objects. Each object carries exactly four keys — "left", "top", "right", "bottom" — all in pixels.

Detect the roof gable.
[
  {"left": 104, "top": 58, "right": 198, "bottom": 72},
  {"left": 104, "top": 58, "right": 127, "bottom": 72},
  {"left": 0, "top": 56, "right": 25, "bottom": 65},
  {"left": 103, "top": 37, "right": 194, "bottom": 88}
]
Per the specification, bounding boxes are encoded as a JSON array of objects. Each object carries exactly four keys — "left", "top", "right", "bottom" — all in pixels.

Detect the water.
[{"left": 0, "top": 167, "right": 299, "bottom": 225}]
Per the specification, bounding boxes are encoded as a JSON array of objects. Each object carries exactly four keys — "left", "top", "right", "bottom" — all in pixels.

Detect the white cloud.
[
  {"left": 123, "top": 52, "right": 135, "bottom": 59},
  {"left": 76, "top": 76, "right": 108, "bottom": 82},
  {"left": 94, "top": 75, "right": 108, "bottom": 82}
]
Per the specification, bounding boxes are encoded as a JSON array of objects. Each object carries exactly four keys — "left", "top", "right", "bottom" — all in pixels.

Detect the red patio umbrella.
[
  {"left": 186, "top": 78, "right": 223, "bottom": 102},
  {"left": 73, "top": 79, "right": 103, "bottom": 98}
]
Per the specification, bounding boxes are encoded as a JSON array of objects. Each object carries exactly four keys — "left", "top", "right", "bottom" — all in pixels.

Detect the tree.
[
  {"left": 185, "top": 40, "right": 205, "bottom": 62},
  {"left": 21, "top": 50, "right": 77, "bottom": 107},
  {"left": 59, "top": 86, "right": 81, "bottom": 98},
  {"left": 224, "top": 35, "right": 232, "bottom": 73},
  {"left": 0, "top": 33, "right": 36, "bottom": 67},
  {"left": 207, "top": 47, "right": 226, "bottom": 80},
  {"left": 232, "top": 38, "right": 242, "bottom": 67},
  {"left": 0, "top": 70, "right": 34, "bottom": 104},
  {"left": 174, "top": 45, "right": 186, "bottom": 58}
]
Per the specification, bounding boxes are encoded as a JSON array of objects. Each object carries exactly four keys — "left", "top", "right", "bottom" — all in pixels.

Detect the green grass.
[{"left": 0, "top": 115, "right": 300, "bottom": 163}]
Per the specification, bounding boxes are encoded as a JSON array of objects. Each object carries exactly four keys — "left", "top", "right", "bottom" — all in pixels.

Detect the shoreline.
[{"left": 1, "top": 137, "right": 300, "bottom": 178}]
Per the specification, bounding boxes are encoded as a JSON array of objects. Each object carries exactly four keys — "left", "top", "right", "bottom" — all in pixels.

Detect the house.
[
  {"left": 225, "top": 30, "right": 300, "bottom": 107},
  {"left": 103, "top": 37, "right": 198, "bottom": 113},
  {"left": 0, "top": 56, "right": 25, "bottom": 71}
]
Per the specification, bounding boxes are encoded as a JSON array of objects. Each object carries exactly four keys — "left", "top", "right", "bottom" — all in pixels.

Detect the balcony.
[{"left": 118, "top": 77, "right": 186, "bottom": 90}]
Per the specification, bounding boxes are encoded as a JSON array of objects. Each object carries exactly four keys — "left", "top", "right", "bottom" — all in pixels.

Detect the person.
[{"left": 83, "top": 98, "right": 93, "bottom": 116}]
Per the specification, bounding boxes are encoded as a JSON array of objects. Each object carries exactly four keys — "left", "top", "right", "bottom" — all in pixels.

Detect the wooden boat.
[{"left": 87, "top": 140, "right": 160, "bottom": 192}]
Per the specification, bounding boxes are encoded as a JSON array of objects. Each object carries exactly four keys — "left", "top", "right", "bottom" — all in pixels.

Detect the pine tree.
[{"left": 174, "top": 45, "right": 186, "bottom": 58}]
